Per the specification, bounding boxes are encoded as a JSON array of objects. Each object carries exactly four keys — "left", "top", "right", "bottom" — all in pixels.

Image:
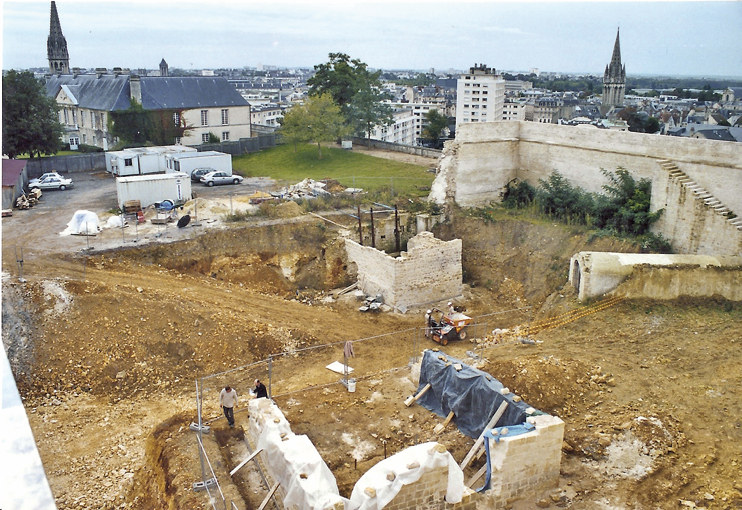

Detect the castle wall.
[{"left": 435, "top": 122, "right": 742, "bottom": 254}]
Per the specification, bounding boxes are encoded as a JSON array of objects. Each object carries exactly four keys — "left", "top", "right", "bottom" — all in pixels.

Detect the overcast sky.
[{"left": 3, "top": 1, "right": 741, "bottom": 77}]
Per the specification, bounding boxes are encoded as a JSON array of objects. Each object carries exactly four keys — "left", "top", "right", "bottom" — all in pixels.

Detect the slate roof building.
[{"left": 45, "top": 72, "right": 251, "bottom": 149}]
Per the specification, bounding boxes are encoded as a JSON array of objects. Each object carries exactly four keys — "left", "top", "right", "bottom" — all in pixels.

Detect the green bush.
[
  {"left": 537, "top": 171, "right": 594, "bottom": 224},
  {"left": 502, "top": 179, "right": 536, "bottom": 209}
]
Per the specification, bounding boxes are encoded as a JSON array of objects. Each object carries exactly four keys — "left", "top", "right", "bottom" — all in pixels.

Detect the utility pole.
[{"left": 370, "top": 207, "right": 376, "bottom": 248}]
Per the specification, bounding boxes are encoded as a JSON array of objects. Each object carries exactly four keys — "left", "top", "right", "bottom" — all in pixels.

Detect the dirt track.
[{"left": 3, "top": 148, "right": 742, "bottom": 510}]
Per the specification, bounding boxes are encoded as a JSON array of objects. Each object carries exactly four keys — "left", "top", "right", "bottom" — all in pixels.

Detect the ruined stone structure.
[
  {"left": 47, "top": 1, "right": 70, "bottom": 75},
  {"left": 602, "top": 29, "right": 625, "bottom": 108},
  {"left": 345, "top": 232, "right": 462, "bottom": 311},
  {"left": 569, "top": 252, "right": 742, "bottom": 301},
  {"left": 430, "top": 121, "right": 742, "bottom": 255}
]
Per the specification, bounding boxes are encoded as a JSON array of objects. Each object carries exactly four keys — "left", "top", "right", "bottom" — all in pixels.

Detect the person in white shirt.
[{"left": 219, "top": 386, "right": 238, "bottom": 428}]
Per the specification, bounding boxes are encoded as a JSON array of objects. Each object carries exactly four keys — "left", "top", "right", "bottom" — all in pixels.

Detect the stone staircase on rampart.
[{"left": 657, "top": 159, "right": 742, "bottom": 232}]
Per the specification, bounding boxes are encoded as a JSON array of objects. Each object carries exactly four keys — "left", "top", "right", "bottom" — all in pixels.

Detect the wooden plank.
[
  {"left": 229, "top": 448, "right": 263, "bottom": 477},
  {"left": 475, "top": 445, "right": 486, "bottom": 461},
  {"left": 434, "top": 411, "right": 456, "bottom": 435},
  {"left": 459, "top": 401, "right": 508, "bottom": 470},
  {"left": 404, "top": 383, "right": 431, "bottom": 407},
  {"left": 466, "top": 464, "right": 487, "bottom": 488},
  {"left": 257, "top": 481, "right": 280, "bottom": 510}
]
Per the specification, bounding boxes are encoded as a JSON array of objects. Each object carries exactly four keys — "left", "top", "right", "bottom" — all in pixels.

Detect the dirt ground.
[{"left": 3, "top": 148, "right": 742, "bottom": 510}]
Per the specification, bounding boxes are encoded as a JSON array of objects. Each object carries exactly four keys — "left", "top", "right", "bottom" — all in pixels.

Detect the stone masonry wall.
[
  {"left": 345, "top": 232, "right": 462, "bottom": 311},
  {"left": 434, "top": 121, "right": 742, "bottom": 254},
  {"left": 479, "top": 414, "right": 564, "bottom": 509},
  {"left": 384, "top": 467, "right": 478, "bottom": 510}
]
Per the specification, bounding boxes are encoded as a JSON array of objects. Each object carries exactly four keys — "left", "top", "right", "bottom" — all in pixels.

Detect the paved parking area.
[{"left": 1, "top": 170, "right": 275, "bottom": 271}]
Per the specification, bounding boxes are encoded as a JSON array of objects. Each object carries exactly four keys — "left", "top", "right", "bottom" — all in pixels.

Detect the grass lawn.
[
  {"left": 16, "top": 150, "right": 80, "bottom": 159},
  {"left": 233, "top": 143, "right": 434, "bottom": 197}
]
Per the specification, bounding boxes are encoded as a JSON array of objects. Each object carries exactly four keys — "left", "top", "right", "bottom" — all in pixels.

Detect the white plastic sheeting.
[
  {"left": 248, "top": 398, "right": 351, "bottom": 510},
  {"left": 59, "top": 210, "right": 100, "bottom": 236},
  {"left": 349, "top": 442, "right": 465, "bottom": 510}
]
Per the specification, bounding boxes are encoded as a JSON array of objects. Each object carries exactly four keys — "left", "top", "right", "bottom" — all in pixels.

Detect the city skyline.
[{"left": 2, "top": 1, "right": 742, "bottom": 78}]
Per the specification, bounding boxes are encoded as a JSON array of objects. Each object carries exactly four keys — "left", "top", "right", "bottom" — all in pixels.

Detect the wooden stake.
[
  {"left": 257, "top": 482, "right": 280, "bottom": 510},
  {"left": 404, "top": 383, "right": 431, "bottom": 407},
  {"left": 459, "top": 401, "right": 508, "bottom": 470},
  {"left": 229, "top": 448, "right": 263, "bottom": 476},
  {"left": 434, "top": 411, "right": 455, "bottom": 435},
  {"left": 466, "top": 464, "right": 487, "bottom": 488}
]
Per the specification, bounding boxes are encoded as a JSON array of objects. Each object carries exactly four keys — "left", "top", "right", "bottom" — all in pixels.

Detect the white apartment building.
[
  {"left": 502, "top": 99, "right": 527, "bottom": 121},
  {"left": 456, "top": 64, "right": 506, "bottom": 126},
  {"left": 370, "top": 107, "right": 416, "bottom": 145},
  {"left": 250, "top": 104, "right": 284, "bottom": 127}
]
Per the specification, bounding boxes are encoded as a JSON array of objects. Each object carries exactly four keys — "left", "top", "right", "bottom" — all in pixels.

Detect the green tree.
[
  {"left": 279, "top": 103, "right": 312, "bottom": 152},
  {"left": 308, "top": 53, "right": 371, "bottom": 118},
  {"left": 593, "top": 167, "right": 663, "bottom": 235},
  {"left": 110, "top": 102, "right": 189, "bottom": 147},
  {"left": 348, "top": 81, "right": 393, "bottom": 141},
  {"left": 422, "top": 109, "right": 448, "bottom": 147},
  {"left": 2, "top": 70, "right": 63, "bottom": 158},
  {"left": 304, "top": 94, "right": 349, "bottom": 159}
]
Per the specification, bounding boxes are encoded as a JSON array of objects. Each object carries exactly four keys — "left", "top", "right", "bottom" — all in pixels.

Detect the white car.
[
  {"left": 200, "top": 171, "right": 243, "bottom": 187},
  {"left": 30, "top": 175, "right": 74, "bottom": 191},
  {"left": 29, "top": 172, "right": 64, "bottom": 187}
]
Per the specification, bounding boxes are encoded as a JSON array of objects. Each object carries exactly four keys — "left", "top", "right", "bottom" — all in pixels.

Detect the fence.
[
  {"left": 351, "top": 137, "right": 443, "bottom": 159},
  {"left": 198, "top": 133, "right": 276, "bottom": 156},
  {"left": 24, "top": 153, "right": 106, "bottom": 177}
]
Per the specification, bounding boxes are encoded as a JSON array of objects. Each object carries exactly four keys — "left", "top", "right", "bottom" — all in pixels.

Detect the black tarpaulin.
[{"left": 416, "top": 350, "right": 533, "bottom": 439}]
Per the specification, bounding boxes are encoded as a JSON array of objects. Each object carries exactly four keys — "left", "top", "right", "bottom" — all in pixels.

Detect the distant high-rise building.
[
  {"left": 602, "top": 29, "right": 626, "bottom": 108},
  {"left": 160, "top": 59, "right": 169, "bottom": 77},
  {"left": 455, "top": 64, "right": 506, "bottom": 127},
  {"left": 47, "top": 1, "right": 70, "bottom": 74}
]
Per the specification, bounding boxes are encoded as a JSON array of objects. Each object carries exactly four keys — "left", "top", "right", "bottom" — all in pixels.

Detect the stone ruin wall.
[
  {"left": 345, "top": 232, "right": 463, "bottom": 311},
  {"left": 432, "top": 121, "right": 742, "bottom": 255}
]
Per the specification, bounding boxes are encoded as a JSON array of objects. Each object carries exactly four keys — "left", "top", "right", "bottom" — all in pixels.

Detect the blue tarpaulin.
[
  {"left": 416, "top": 350, "right": 533, "bottom": 439},
  {"left": 477, "top": 423, "right": 537, "bottom": 492}
]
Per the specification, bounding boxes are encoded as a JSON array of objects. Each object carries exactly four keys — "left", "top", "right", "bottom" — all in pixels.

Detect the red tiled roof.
[{"left": 2, "top": 159, "right": 28, "bottom": 187}]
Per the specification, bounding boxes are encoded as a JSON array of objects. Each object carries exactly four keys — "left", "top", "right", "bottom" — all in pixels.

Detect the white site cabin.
[
  {"left": 106, "top": 146, "right": 197, "bottom": 176},
  {"left": 116, "top": 173, "right": 191, "bottom": 210},
  {"left": 164, "top": 151, "right": 232, "bottom": 178}
]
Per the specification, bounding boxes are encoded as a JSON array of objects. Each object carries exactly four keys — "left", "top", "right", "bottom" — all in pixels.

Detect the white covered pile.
[
  {"left": 59, "top": 210, "right": 100, "bottom": 236},
  {"left": 248, "top": 398, "right": 351, "bottom": 510},
  {"left": 349, "top": 442, "right": 464, "bottom": 510}
]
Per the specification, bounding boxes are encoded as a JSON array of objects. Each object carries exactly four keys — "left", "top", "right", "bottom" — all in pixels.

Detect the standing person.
[
  {"left": 424, "top": 310, "right": 432, "bottom": 338},
  {"left": 253, "top": 379, "right": 268, "bottom": 399},
  {"left": 447, "top": 302, "right": 455, "bottom": 316},
  {"left": 220, "top": 386, "right": 238, "bottom": 428}
]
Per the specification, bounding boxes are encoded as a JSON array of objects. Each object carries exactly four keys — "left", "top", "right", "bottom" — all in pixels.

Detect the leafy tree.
[
  {"left": 303, "top": 94, "right": 349, "bottom": 159},
  {"left": 207, "top": 132, "right": 220, "bottom": 143},
  {"left": 422, "top": 109, "right": 448, "bottom": 148},
  {"left": 279, "top": 103, "right": 312, "bottom": 152},
  {"left": 308, "top": 53, "right": 371, "bottom": 118},
  {"left": 110, "top": 101, "right": 189, "bottom": 147},
  {"left": 594, "top": 167, "right": 663, "bottom": 235},
  {"left": 348, "top": 82, "right": 393, "bottom": 141},
  {"left": 2, "top": 70, "right": 63, "bottom": 158},
  {"left": 537, "top": 171, "right": 594, "bottom": 224}
]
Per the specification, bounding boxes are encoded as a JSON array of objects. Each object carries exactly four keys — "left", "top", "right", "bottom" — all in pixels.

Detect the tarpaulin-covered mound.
[
  {"left": 416, "top": 350, "right": 535, "bottom": 438},
  {"left": 60, "top": 210, "right": 100, "bottom": 236}
]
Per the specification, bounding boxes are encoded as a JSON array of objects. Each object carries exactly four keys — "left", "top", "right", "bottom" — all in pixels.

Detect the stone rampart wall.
[{"left": 436, "top": 122, "right": 742, "bottom": 254}]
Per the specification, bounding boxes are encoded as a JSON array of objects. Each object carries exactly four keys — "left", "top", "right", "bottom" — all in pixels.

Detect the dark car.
[{"left": 191, "top": 167, "right": 215, "bottom": 182}]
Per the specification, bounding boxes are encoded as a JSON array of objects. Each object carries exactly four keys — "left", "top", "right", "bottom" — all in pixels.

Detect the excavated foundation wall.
[
  {"left": 345, "top": 232, "right": 462, "bottom": 311},
  {"left": 569, "top": 252, "right": 742, "bottom": 301},
  {"left": 431, "top": 121, "right": 742, "bottom": 255}
]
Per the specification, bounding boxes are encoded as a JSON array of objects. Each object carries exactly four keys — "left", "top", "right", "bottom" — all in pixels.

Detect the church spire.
[
  {"left": 610, "top": 29, "right": 622, "bottom": 68},
  {"left": 602, "top": 28, "right": 626, "bottom": 109},
  {"left": 47, "top": 1, "right": 70, "bottom": 74}
]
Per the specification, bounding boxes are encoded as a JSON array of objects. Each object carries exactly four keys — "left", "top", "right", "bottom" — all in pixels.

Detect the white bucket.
[{"left": 348, "top": 379, "right": 356, "bottom": 392}]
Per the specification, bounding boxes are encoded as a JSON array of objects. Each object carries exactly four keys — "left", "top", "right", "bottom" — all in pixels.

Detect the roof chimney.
[
  {"left": 95, "top": 67, "right": 107, "bottom": 79},
  {"left": 113, "top": 66, "right": 122, "bottom": 77},
  {"left": 130, "top": 74, "right": 142, "bottom": 104}
]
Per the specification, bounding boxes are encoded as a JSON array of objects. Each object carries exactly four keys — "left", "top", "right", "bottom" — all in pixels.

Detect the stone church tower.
[
  {"left": 602, "top": 29, "right": 626, "bottom": 108},
  {"left": 47, "top": 1, "right": 70, "bottom": 74}
]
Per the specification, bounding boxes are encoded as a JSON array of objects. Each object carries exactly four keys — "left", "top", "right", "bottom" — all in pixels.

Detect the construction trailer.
[
  {"left": 105, "top": 146, "right": 197, "bottom": 176},
  {"left": 115, "top": 173, "right": 191, "bottom": 210},
  {"left": 164, "top": 151, "right": 232, "bottom": 177}
]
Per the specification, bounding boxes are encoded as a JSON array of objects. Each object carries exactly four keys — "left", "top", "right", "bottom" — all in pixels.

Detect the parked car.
[
  {"left": 30, "top": 175, "right": 74, "bottom": 191},
  {"left": 200, "top": 171, "right": 243, "bottom": 187},
  {"left": 191, "top": 167, "right": 215, "bottom": 183},
  {"left": 29, "top": 172, "right": 64, "bottom": 187}
]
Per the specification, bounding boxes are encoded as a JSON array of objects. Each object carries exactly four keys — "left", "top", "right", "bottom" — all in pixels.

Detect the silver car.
[
  {"left": 30, "top": 175, "right": 74, "bottom": 191},
  {"left": 29, "top": 172, "right": 64, "bottom": 187},
  {"left": 200, "top": 171, "right": 243, "bottom": 187}
]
